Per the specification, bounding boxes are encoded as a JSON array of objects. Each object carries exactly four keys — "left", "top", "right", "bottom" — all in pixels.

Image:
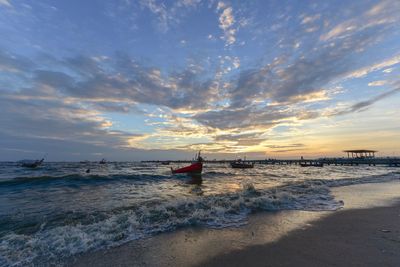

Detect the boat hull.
[
  {"left": 21, "top": 163, "right": 40, "bottom": 168},
  {"left": 230, "top": 162, "right": 254, "bottom": 168},
  {"left": 171, "top": 162, "right": 203, "bottom": 174},
  {"left": 20, "top": 159, "right": 44, "bottom": 168}
]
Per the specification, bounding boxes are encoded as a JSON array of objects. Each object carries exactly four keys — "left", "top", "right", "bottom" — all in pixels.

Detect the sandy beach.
[
  {"left": 67, "top": 181, "right": 400, "bottom": 267},
  {"left": 201, "top": 203, "right": 400, "bottom": 267}
]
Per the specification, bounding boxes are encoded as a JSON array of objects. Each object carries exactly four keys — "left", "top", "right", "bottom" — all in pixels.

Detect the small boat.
[
  {"left": 161, "top": 161, "right": 170, "bottom": 165},
  {"left": 300, "top": 162, "right": 324, "bottom": 167},
  {"left": 99, "top": 159, "right": 107, "bottom": 164},
  {"left": 171, "top": 151, "right": 203, "bottom": 174},
  {"left": 171, "top": 162, "right": 202, "bottom": 174},
  {"left": 230, "top": 159, "right": 254, "bottom": 169},
  {"left": 19, "top": 158, "right": 44, "bottom": 168}
]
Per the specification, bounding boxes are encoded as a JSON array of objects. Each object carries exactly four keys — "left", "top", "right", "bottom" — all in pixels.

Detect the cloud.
[
  {"left": 265, "top": 143, "right": 306, "bottom": 153},
  {"left": 232, "top": 57, "right": 240, "bottom": 69},
  {"left": 0, "top": 0, "right": 11, "bottom": 7},
  {"left": 0, "top": 93, "right": 143, "bottom": 149},
  {"left": 34, "top": 70, "right": 75, "bottom": 90},
  {"left": 301, "top": 14, "right": 320, "bottom": 25},
  {"left": 215, "top": 132, "right": 266, "bottom": 146},
  {"left": 320, "top": 0, "right": 400, "bottom": 41},
  {"left": 93, "top": 102, "right": 135, "bottom": 113},
  {"left": 349, "top": 87, "right": 400, "bottom": 112},
  {"left": 140, "top": 0, "right": 170, "bottom": 32},
  {"left": 217, "top": 2, "right": 237, "bottom": 46},
  {"left": 190, "top": 21, "right": 397, "bottom": 135},
  {"left": 335, "top": 87, "right": 400, "bottom": 115},
  {"left": 139, "top": 0, "right": 202, "bottom": 32},
  {"left": 217, "top": 2, "right": 398, "bottom": 124},
  {"left": 270, "top": 148, "right": 305, "bottom": 153},
  {"left": 265, "top": 143, "right": 305, "bottom": 149},
  {"left": 219, "top": 6, "right": 234, "bottom": 30},
  {"left": 382, "top": 68, "right": 393, "bottom": 73},
  {"left": 345, "top": 54, "right": 400, "bottom": 79},
  {"left": 368, "top": 80, "right": 387, "bottom": 87},
  {"left": 227, "top": 40, "right": 362, "bottom": 108},
  {"left": 27, "top": 53, "right": 219, "bottom": 112},
  {"left": 194, "top": 106, "right": 288, "bottom": 130},
  {"left": 1, "top": 1, "right": 400, "bottom": 157},
  {"left": 0, "top": 50, "right": 34, "bottom": 73}
]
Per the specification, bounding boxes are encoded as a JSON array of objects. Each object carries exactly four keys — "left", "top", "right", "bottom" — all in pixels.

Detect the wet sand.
[
  {"left": 68, "top": 181, "right": 400, "bottom": 267},
  {"left": 200, "top": 204, "right": 400, "bottom": 267}
]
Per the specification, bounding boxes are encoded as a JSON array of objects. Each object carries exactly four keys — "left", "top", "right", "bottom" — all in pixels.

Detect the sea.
[{"left": 0, "top": 161, "right": 399, "bottom": 266}]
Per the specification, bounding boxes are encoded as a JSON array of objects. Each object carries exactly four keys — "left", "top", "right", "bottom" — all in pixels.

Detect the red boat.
[
  {"left": 171, "top": 162, "right": 203, "bottom": 174},
  {"left": 171, "top": 151, "right": 203, "bottom": 174}
]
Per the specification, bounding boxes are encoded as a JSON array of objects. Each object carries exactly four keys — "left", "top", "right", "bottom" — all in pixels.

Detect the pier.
[
  {"left": 142, "top": 158, "right": 400, "bottom": 166},
  {"left": 143, "top": 150, "right": 400, "bottom": 167}
]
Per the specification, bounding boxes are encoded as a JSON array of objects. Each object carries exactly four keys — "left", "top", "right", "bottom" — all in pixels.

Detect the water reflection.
[
  {"left": 187, "top": 173, "right": 202, "bottom": 185},
  {"left": 187, "top": 173, "right": 203, "bottom": 195}
]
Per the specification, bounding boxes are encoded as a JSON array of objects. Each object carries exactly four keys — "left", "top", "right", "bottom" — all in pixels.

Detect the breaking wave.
[
  {"left": 0, "top": 173, "right": 173, "bottom": 187},
  {"left": 1, "top": 171, "right": 399, "bottom": 266}
]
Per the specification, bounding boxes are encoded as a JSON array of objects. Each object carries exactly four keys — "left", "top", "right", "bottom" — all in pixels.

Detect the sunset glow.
[{"left": 0, "top": 0, "right": 399, "bottom": 160}]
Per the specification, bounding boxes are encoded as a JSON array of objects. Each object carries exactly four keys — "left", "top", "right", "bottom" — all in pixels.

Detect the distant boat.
[
  {"left": 230, "top": 159, "right": 254, "bottom": 169},
  {"left": 161, "top": 161, "right": 170, "bottom": 165},
  {"left": 99, "top": 159, "right": 107, "bottom": 164},
  {"left": 300, "top": 162, "right": 324, "bottom": 167},
  {"left": 19, "top": 158, "right": 44, "bottom": 168},
  {"left": 171, "top": 151, "right": 203, "bottom": 174}
]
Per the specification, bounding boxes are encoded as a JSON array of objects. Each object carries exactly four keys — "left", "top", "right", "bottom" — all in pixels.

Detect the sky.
[{"left": 0, "top": 0, "right": 399, "bottom": 161}]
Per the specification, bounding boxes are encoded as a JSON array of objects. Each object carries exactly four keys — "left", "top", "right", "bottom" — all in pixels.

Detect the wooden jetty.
[
  {"left": 143, "top": 150, "right": 400, "bottom": 167},
  {"left": 143, "top": 158, "right": 400, "bottom": 166}
]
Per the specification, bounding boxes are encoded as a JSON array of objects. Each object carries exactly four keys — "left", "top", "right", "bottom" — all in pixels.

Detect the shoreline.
[
  {"left": 200, "top": 203, "right": 400, "bottom": 267},
  {"left": 67, "top": 181, "right": 400, "bottom": 267}
]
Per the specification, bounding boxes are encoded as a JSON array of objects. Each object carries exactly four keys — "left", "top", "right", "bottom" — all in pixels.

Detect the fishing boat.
[
  {"left": 99, "top": 159, "right": 107, "bottom": 164},
  {"left": 171, "top": 151, "right": 203, "bottom": 174},
  {"left": 300, "top": 162, "right": 324, "bottom": 167},
  {"left": 19, "top": 158, "right": 44, "bottom": 168},
  {"left": 230, "top": 159, "right": 254, "bottom": 169}
]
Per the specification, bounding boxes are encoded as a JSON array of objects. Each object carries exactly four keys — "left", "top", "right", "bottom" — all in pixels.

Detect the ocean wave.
[
  {"left": 1, "top": 171, "right": 399, "bottom": 266},
  {"left": 0, "top": 182, "right": 336, "bottom": 266},
  {"left": 0, "top": 173, "right": 173, "bottom": 188}
]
